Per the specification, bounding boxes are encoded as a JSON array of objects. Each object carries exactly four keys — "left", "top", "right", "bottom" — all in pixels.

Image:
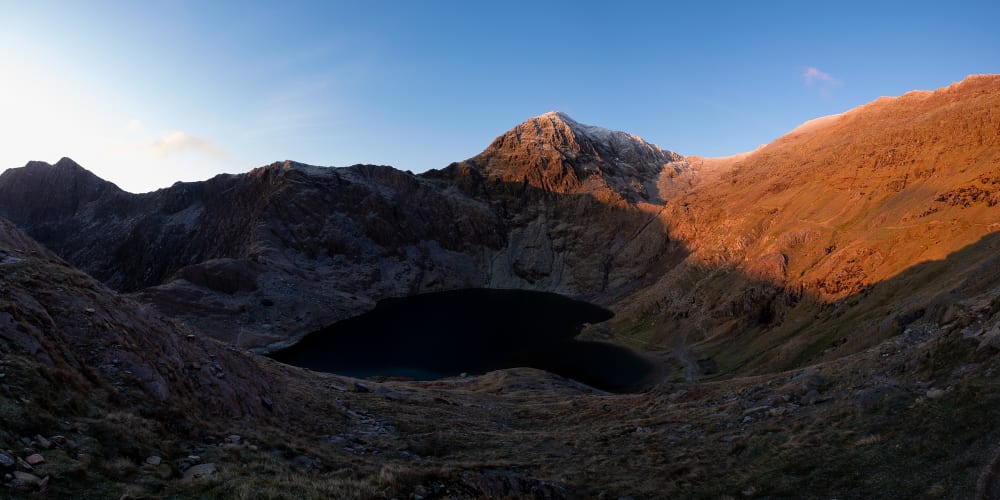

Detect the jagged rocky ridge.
[
  {"left": 1, "top": 75, "right": 1000, "bottom": 498},
  {"left": 0, "top": 113, "right": 689, "bottom": 351},
  {"left": 0, "top": 75, "right": 998, "bottom": 374}
]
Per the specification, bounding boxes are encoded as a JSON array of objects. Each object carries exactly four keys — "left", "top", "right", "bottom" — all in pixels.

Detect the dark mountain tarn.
[{"left": 269, "top": 288, "right": 656, "bottom": 393}]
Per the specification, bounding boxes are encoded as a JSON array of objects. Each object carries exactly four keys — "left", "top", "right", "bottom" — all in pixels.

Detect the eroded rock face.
[
  {"left": 0, "top": 115, "right": 686, "bottom": 351},
  {"left": 0, "top": 218, "right": 279, "bottom": 418},
  {"left": 469, "top": 111, "right": 681, "bottom": 203},
  {"left": 0, "top": 161, "right": 502, "bottom": 349},
  {"left": 1, "top": 76, "right": 999, "bottom": 368}
]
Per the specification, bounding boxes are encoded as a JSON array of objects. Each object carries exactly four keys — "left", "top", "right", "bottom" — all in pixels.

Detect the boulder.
[
  {"left": 10, "top": 470, "right": 42, "bottom": 490},
  {"left": 182, "top": 463, "right": 217, "bottom": 482},
  {"left": 0, "top": 451, "right": 15, "bottom": 469}
]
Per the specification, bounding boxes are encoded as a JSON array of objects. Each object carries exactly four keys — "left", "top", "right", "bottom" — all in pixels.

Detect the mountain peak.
[
  {"left": 530, "top": 111, "right": 622, "bottom": 141},
  {"left": 462, "top": 112, "right": 682, "bottom": 201},
  {"left": 55, "top": 156, "right": 84, "bottom": 170},
  {"left": 0, "top": 158, "right": 122, "bottom": 222},
  {"left": 537, "top": 110, "right": 575, "bottom": 122}
]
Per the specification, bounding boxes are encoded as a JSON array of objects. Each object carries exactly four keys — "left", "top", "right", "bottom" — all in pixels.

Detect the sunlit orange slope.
[{"left": 620, "top": 74, "right": 1000, "bottom": 372}]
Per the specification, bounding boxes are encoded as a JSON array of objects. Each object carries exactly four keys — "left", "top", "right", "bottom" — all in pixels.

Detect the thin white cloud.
[
  {"left": 802, "top": 66, "right": 842, "bottom": 99},
  {"left": 802, "top": 66, "right": 839, "bottom": 86},
  {"left": 126, "top": 119, "right": 144, "bottom": 133},
  {"left": 102, "top": 129, "right": 239, "bottom": 192},
  {"left": 149, "top": 131, "right": 229, "bottom": 160}
]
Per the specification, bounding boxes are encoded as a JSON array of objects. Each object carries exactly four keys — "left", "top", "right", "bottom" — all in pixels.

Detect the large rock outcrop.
[{"left": 0, "top": 217, "right": 279, "bottom": 418}]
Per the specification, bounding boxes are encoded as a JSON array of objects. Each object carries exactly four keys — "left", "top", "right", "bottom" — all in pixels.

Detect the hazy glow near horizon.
[{"left": 1, "top": 0, "right": 998, "bottom": 193}]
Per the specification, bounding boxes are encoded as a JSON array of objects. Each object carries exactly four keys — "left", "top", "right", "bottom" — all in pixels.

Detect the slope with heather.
[
  {"left": 0, "top": 75, "right": 997, "bottom": 376},
  {"left": 615, "top": 74, "right": 1000, "bottom": 374}
]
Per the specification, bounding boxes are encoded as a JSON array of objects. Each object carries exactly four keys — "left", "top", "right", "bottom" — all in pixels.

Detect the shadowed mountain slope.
[
  {"left": 2, "top": 76, "right": 1000, "bottom": 498},
  {"left": 0, "top": 113, "right": 688, "bottom": 351},
  {"left": 3, "top": 216, "right": 1000, "bottom": 497},
  {"left": 0, "top": 76, "right": 997, "bottom": 375}
]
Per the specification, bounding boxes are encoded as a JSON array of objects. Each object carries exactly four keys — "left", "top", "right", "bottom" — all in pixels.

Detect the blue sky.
[{"left": 1, "top": 0, "right": 997, "bottom": 192}]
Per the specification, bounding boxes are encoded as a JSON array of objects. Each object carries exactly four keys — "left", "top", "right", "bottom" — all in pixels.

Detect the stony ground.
[
  {"left": 1, "top": 75, "right": 999, "bottom": 498},
  {"left": 3, "top": 273, "right": 1000, "bottom": 498}
]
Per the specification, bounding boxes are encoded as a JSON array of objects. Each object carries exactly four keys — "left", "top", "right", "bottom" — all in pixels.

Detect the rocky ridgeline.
[
  {"left": 0, "top": 76, "right": 997, "bottom": 371},
  {"left": 0, "top": 112, "right": 689, "bottom": 352}
]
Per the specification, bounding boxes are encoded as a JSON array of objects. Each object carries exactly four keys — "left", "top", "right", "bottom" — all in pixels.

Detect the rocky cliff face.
[
  {"left": 0, "top": 160, "right": 508, "bottom": 349},
  {"left": 0, "top": 217, "right": 278, "bottom": 418},
  {"left": 2, "top": 77, "right": 1000, "bottom": 498},
  {"left": 0, "top": 113, "right": 688, "bottom": 351},
  {"left": 468, "top": 111, "right": 681, "bottom": 203},
  {"left": 1, "top": 76, "right": 998, "bottom": 373},
  {"left": 426, "top": 111, "right": 689, "bottom": 301}
]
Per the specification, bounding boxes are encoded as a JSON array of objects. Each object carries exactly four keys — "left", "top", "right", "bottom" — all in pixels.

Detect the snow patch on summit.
[{"left": 537, "top": 111, "right": 672, "bottom": 158}]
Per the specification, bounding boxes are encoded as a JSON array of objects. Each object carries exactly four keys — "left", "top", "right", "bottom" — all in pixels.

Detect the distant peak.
[
  {"left": 22, "top": 157, "right": 84, "bottom": 171},
  {"left": 23, "top": 160, "right": 54, "bottom": 169},
  {"left": 538, "top": 110, "right": 576, "bottom": 122},
  {"left": 475, "top": 111, "right": 681, "bottom": 186},
  {"left": 525, "top": 111, "right": 618, "bottom": 138},
  {"left": 55, "top": 157, "right": 83, "bottom": 169},
  {"left": 521, "top": 111, "right": 665, "bottom": 153}
]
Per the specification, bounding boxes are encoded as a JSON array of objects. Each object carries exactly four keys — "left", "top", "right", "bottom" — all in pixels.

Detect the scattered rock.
[
  {"left": 49, "top": 435, "right": 67, "bottom": 447},
  {"left": 33, "top": 435, "right": 52, "bottom": 449},
  {"left": 742, "top": 405, "right": 772, "bottom": 415},
  {"left": 767, "top": 405, "right": 798, "bottom": 417},
  {"left": 0, "top": 451, "right": 15, "bottom": 469},
  {"left": 413, "top": 484, "right": 428, "bottom": 499},
  {"left": 25, "top": 454, "right": 44, "bottom": 465},
  {"left": 145, "top": 455, "right": 162, "bottom": 466},
  {"left": 10, "top": 470, "right": 42, "bottom": 490},
  {"left": 800, "top": 389, "right": 822, "bottom": 405},
  {"left": 926, "top": 388, "right": 946, "bottom": 399},
  {"left": 84, "top": 308, "right": 96, "bottom": 315},
  {"left": 225, "top": 434, "right": 241, "bottom": 444},
  {"left": 789, "top": 371, "right": 827, "bottom": 392},
  {"left": 182, "top": 463, "right": 217, "bottom": 482},
  {"left": 458, "top": 469, "right": 571, "bottom": 498},
  {"left": 855, "top": 385, "right": 909, "bottom": 412}
]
